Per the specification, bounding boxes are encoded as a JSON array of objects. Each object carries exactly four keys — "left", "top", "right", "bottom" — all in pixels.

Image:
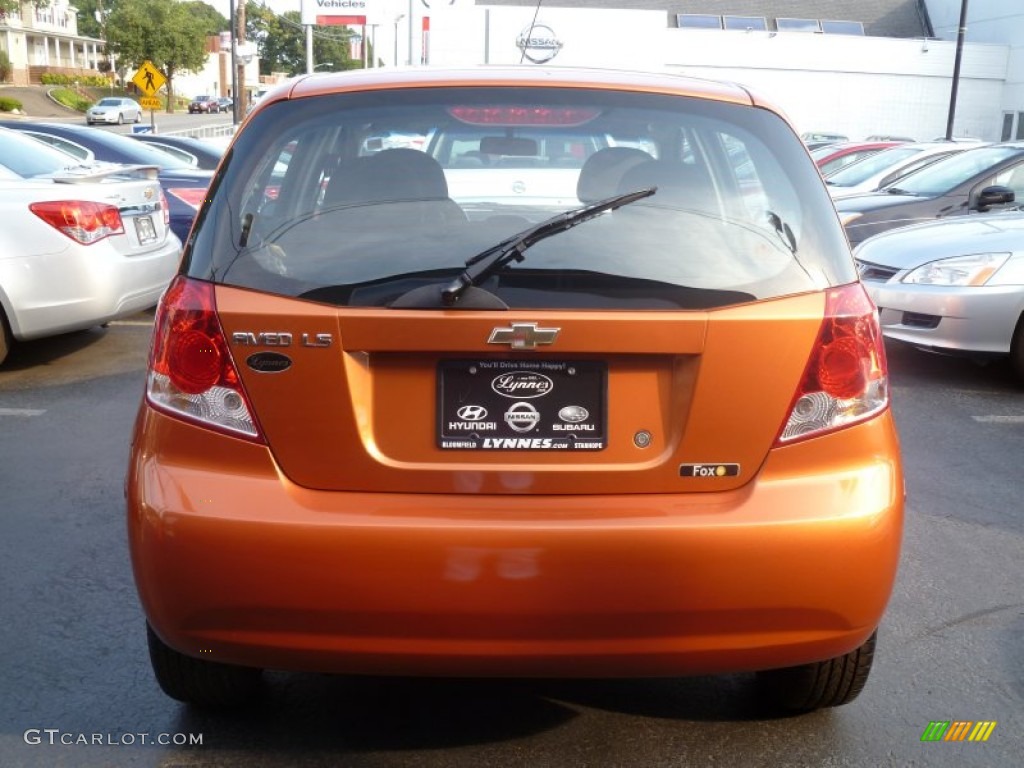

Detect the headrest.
[
  {"left": 576, "top": 147, "right": 653, "bottom": 203},
  {"left": 324, "top": 148, "right": 449, "bottom": 208},
  {"left": 617, "top": 160, "right": 715, "bottom": 210}
]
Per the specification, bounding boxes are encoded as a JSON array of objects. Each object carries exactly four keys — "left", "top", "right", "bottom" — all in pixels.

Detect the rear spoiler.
[{"left": 50, "top": 163, "right": 161, "bottom": 184}]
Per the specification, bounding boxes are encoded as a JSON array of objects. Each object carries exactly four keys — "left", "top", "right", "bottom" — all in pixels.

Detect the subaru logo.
[{"left": 558, "top": 405, "right": 589, "bottom": 423}]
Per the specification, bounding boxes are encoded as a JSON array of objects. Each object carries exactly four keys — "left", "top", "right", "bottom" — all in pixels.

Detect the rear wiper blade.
[{"left": 440, "top": 187, "right": 655, "bottom": 306}]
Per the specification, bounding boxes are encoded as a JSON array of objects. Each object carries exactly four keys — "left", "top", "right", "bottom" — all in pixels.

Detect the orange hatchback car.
[{"left": 126, "top": 67, "right": 904, "bottom": 712}]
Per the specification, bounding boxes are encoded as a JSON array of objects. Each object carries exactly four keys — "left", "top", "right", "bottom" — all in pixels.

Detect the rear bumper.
[
  {"left": 3, "top": 238, "right": 180, "bottom": 340},
  {"left": 128, "top": 408, "right": 904, "bottom": 678}
]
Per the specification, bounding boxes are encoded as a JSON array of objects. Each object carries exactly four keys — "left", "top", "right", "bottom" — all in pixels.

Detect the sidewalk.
[{"left": 0, "top": 86, "right": 81, "bottom": 119}]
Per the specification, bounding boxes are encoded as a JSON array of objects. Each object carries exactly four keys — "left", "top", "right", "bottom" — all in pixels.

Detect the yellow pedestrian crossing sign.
[{"left": 132, "top": 61, "right": 166, "bottom": 97}]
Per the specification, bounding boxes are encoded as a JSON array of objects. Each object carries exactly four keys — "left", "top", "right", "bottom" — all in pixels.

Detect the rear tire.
[
  {"left": 0, "top": 309, "right": 12, "bottom": 366},
  {"left": 756, "top": 631, "right": 877, "bottom": 714},
  {"left": 1010, "top": 313, "right": 1024, "bottom": 385},
  {"left": 146, "top": 623, "right": 262, "bottom": 708},
  {"left": 117, "top": 113, "right": 124, "bottom": 125}
]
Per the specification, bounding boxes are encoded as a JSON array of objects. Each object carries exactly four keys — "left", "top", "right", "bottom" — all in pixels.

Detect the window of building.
[
  {"left": 676, "top": 15, "right": 722, "bottom": 30},
  {"left": 777, "top": 18, "right": 821, "bottom": 33},
  {"left": 821, "top": 21, "right": 865, "bottom": 36},
  {"left": 723, "top": 16, "right": 768, "bottom": 32}
]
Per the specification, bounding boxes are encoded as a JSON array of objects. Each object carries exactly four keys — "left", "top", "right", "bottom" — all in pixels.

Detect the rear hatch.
[
  {"left": 216, "top": 290, "right": 826, "bottom": 494},
  {"left": 167, "top": 76, "right": 870, "bottom": 496}
]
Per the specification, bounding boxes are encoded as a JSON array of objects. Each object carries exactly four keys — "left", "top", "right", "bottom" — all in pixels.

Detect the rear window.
[{"left": 186, "top": 86, "right": 852, "bottom": 310}]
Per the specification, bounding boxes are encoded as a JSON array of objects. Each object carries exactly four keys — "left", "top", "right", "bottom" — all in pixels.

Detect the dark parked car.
[
  {"left": 216, "top": 97, "right": 233, "bottom": 113},
  {"left": 835, "top": 142, "right": 1024, "bottom": 246},
  {"left": 188, "top": 95, "right": 220, "bottom": 114},
  {"left": 0, "top": 121, "right": 212, "bottom": 243},
  {"left": 129, "top": 133, "right": 225, "bottom": 171}
]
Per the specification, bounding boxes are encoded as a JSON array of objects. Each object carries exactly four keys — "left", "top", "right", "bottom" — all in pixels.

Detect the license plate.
[
  {"left": 438, "top": 360, "right": 606, "bottom": 450},
  {"left": 134, "top": 214, "right": 157, "bottom": 244}
]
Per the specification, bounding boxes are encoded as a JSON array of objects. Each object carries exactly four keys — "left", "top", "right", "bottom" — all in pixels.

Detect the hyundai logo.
[{"left": 457, "top": 405, "right": 489, "bottom": 421}]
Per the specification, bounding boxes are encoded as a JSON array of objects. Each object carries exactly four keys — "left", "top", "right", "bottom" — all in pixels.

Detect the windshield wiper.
[{"left": 439, "top": 188, "right": 655, "bottom": 307}]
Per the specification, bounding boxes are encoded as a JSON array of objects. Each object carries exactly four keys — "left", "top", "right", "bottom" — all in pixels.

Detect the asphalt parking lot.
[{"left": 0, "top": 316, "right": 1021, "bottom": 767}]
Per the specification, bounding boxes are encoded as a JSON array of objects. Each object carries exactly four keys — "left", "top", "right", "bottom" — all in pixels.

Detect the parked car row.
[
  {"left": 0, "top": 117, "right": 227, "bottom": 366},
  {"left": 0, "top": 126, "right": 181, "bottom": 366},
  {"left": 0, "top": 120, "right": 215, "bottom": 244},
  {"left": 819, "top": 139, "right": 1024, "bottom": 382}
]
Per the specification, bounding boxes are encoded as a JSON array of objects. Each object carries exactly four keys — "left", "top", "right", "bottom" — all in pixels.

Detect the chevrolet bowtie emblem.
[{"left": 488, "top": 322, "right": 560, "bottom": 350}]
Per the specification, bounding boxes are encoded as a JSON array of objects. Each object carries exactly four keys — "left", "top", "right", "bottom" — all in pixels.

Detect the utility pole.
[
  {"left": 236, "top": 0, "right": 247, "bottom": 116},
  {"left": 945, "top": 0, "right": 969, "bottom": 141},
  {"left": 230, "top": 0, "right": 239, "bottom": 124}
]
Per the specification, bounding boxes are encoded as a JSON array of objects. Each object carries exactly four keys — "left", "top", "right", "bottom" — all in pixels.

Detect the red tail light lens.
[
  {"left": 30, "top": 200, "right": 124, "bottom": 244},
  {"left": 147, "top": 277, "right": 262, "bottom": 440},
  {"left": 777, "top": 283, "right": 889, "bottom": 444}
]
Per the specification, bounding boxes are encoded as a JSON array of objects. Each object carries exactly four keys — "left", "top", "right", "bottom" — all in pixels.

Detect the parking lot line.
[
  {"left": 0, "top": 408, "right": 46, "bottom": 417},
  {"left": 972, "top": 415, "right": 1024, "bottom": 424}
]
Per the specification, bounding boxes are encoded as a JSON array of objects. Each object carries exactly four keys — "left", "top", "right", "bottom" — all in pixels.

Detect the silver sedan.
[
  {"left": 85, "top": 97, "right": 143, "bottom": 125},
  {"left": 855, "top": 212, "right": 1024, "bottom": 382}
]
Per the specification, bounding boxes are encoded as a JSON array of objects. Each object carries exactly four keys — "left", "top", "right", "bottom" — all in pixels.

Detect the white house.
[{"left": 0, "top": 0, "right": 105, "bottom": 85}]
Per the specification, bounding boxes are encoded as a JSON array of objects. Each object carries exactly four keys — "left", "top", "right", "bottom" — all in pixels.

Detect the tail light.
[
  {"left": 30, "top": 200, "right": 124, "bottom": 244},
  {"left": 776, "top": 283, "right": 889, "bottom": 444},
  {"left": 146, "top": 276, "right": 262, "bottom": 441},
  {"left": 159, "top": 189, "right": 170, "bottom": 226}
]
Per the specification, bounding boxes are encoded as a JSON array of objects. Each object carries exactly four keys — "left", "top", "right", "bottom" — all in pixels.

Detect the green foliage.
[
  {"left": 182, "top": 1, "right": 227, "bottom": 36},
  {"left": 40, "top": 73, "right": 112, "bottom": 87},
  {"left": 0, "top": 49, "right": 11, "bottom": 83},
  {"left": 74, "top": 0, "right": 226, "bottom": 40},
  {"left": 105, "top": 0, "right": 216, "bottom": 107},
  {"left": 75, "top": 0, "right": 105, "bottom": 39},
  {"left": 246, "top": 5, "right": 355, "bottom": 77},
  {"left": 0, "top": 96, "right": 23, "bottom": 113},
  {"left": 50, "top": 88, "right": 94, "bottom": 112}
]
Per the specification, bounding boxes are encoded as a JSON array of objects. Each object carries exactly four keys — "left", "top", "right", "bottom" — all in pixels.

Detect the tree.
[
  {"left": 245, "top": 5, "right": 355, "bottom": 77},
  {"left": 104, "top": 0, "right": 213, "bottom": 112}
]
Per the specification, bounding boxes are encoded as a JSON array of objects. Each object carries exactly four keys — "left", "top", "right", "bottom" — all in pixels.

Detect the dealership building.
[{"left": 337, "top": 0, "right": 1024, "bottom": 142}]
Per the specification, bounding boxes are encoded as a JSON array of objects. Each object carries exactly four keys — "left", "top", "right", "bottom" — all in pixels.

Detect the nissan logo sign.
[{"left": 516, "top": 23, "right": 563, "bottom": 64}]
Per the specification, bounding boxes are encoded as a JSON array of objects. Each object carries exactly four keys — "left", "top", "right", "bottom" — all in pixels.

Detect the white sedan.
[
  {"left": 85, "top": 97, "right": 143, "bottom": 125},
  {"left": 0, "top": 127, "right": 181, "bottom": 365},
  {"left": 855, "top": 212, "right": 1024, "bottom": 382}
]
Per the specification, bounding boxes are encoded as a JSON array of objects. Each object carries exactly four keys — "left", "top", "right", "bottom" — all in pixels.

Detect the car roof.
[
  {"left": 259, "top": 66, "right": 764, "bottom": 111},
  {"left": 0, "top": 120, "right": 194, "bottom": 169}
]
